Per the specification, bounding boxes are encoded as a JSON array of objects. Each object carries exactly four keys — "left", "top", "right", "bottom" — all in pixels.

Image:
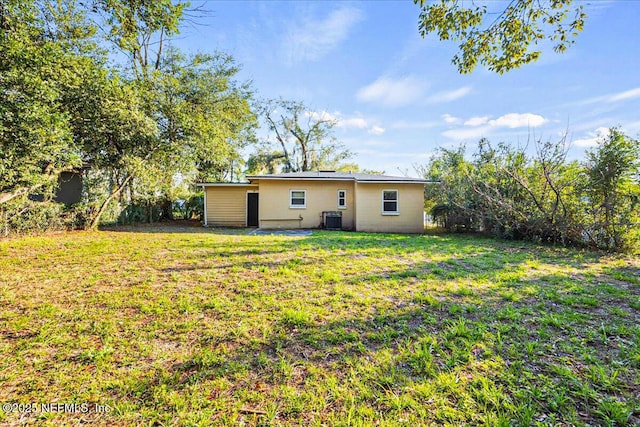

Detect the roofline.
[
  {"left": 247, "top": 176, "right": 354, "bottom": 182},
  {"left": 197, "top": 182, "right": 258, "bottom": 187},
  {"left": 356, "top": 180, "right": 429, "bottom": 184},
  {"left": 246, "top": 175, "right": 429, "bottom": 184}
]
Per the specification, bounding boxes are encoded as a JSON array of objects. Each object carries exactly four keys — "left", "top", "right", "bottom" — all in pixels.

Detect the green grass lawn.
[{"left": 1, "top": 224, "right": 639, "bottom": 426}]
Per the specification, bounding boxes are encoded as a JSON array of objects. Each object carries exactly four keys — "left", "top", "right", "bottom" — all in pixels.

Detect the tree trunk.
[
  {"left": 89, "top": 173, "right": 134, "bottom": 229},
  {"left": 160, "top": 198, "right": 174, "bottom": 221},
  {"left": 0, "top": 183, "right": 46, "bottom": 205}
]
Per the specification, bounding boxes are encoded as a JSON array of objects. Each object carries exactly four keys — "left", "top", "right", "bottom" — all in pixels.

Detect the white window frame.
[
  {"left": 382, "top": 189, "right": 399, "bottom": 215},
  {"left": 337, "top": 189, "right": 347, "bottom": 209},
  {"left": 289, "top": 189, "right": 306, "bottom": 209}
]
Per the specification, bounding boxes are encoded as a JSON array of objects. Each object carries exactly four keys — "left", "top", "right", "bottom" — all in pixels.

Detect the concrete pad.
[{"left": 249, "top": 229, "right": 313, "bottom": 236}]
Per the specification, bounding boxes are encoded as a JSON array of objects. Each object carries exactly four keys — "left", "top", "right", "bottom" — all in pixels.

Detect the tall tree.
[
  {"left": 421, "top": 146, "right": 476, "bottom": 230},
  {"left": 0, "top": 0, "right": 255, "bottom": 230},
  {"left": 421, "top": 131, "right": 639, "bottom": 251},
  {"left": 467, "top": 138, "right": 584, "bottom": 243},
  {"left": 414, "top": 0, "right": 587, "bottom": 74},
  {"left": 83, "top": 1, "right": 256, "bottom": 227},
  {"left": 251, "top": 99, "right": 352, "bottom": 173},
  {"left": 0, "top": 0, "right": 104, "bottom": 205},
  {"left": 96, "top": 0, "right": 187, "bottom": 79},
  {"left": 585, "top": 129, "right": 640, "bottom": 250},
  {"left": 85, "top": 49, "right": 255, "bottom": 227}
]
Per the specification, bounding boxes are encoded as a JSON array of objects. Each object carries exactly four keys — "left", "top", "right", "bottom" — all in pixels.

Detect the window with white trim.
[
  {"left": 290, "top": 190, "right": 306, "bottom": 208},
  {"left": 337, "top": 190, "right": 346, "bottom": 209},
  {"left": 382, "top": 190, "right": 398, "bottom": 214}
]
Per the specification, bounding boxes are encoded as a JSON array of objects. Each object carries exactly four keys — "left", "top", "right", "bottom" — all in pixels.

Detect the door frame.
[{"left": 246, "top": 191, "right": 259, "bottom": 227}]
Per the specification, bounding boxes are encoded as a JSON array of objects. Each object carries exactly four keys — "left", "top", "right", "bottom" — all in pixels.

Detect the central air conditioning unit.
[{"left": 322, "top": 211, "right": 342, "bottom": 230}]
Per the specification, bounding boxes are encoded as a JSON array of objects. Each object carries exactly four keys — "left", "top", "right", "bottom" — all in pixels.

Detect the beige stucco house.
[{"left": 198, "top": 171, "right": 427, "bottom": 234}]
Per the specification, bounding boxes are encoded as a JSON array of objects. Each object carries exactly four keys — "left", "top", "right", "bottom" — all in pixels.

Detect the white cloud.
[
  {"left": 335, "top": 115, "right": 383, "bottom": 135},
  {"left": 573, "top": 127, "right": 611, "bottom": 147},
  {"left": 307, "top": 110, "right": 383, "bottom": 135},
  {"left": 356, "top": 79, "right": 469, "bottom": 108},
  {"left": 464, "top": 116, "right": 490, "bottom": 127},
  {"left": 368, "top": 125, "right": 385, "bottom": 135},
  {"left": 341, "top": 117, "right": 369, "bottom": 129},
  {"left": 442, "top": 114, "right": 461, "bottom": 124},
  {"left": 285, "top": 7, "right": 363, "bottom": 63},
  {"left": 442, "top": 112, "right": 548, "bottom": 140},
  {"left": 578, "top": 87, "right": 640, "bottom": 105},
  {"left": 488, "top": 113, "right": 547, "bottom": 128},
  {"left": 356, "top": 76, "right": 428, "bottom": 107},
  {"left": 305, "top": 110, "right": 338, "bottom": 122},
  {"left": 607, "top": 88, "right": 640, "bottom": 102},
  {"left": 426, "top": 86, "right": 471, "bottom": 104}
]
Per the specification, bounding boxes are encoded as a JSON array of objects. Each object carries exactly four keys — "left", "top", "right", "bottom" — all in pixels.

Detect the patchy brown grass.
[{"left": 0, "top": 224, "right": 639, "bottom": 426}]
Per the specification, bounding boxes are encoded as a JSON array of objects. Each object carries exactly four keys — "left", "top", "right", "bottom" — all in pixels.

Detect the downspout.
[
  {"left": 353, "top": 181, "right": 358, "bottom": 231},
  {"left": 202, "top": 186, "right": 208, "bottom": 226}
]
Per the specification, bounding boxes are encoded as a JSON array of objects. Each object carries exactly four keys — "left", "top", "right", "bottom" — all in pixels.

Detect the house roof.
[
  {"left": 245, "top": 171, "right": 429, "bottom": 184},
  {"left": 197, "top": 182, "right": 258, "bottom": 187}
]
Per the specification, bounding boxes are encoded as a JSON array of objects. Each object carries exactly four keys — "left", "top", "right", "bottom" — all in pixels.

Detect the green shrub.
[
  {"left": 0, "top": 198, "right": 92, "bottom": 236},
  {"left": 1, "top": 199, "right": 63, "bottom": 235},
  {"left": 422, "top": 130, "right": 640, "bottom": 252},
  {"left": 184, "top": 194, "right": 204, "bottom": 220}
]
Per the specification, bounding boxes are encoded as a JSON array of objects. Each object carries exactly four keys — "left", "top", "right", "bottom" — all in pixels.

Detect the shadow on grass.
[
  {"left": 107, "top": 230, "right": 640, "bottom": 425},
  {"left": 100, "top": 220, "right": 252, "bottom": 235},
  {"left": 101, "top": 222, "right": 604, "bottom": 270},
  {"left": 125, "top": 280, "right": 639, "bottom": 425},
  {"left": 6, "top": 223, "right": 640, "bottom": 425}
]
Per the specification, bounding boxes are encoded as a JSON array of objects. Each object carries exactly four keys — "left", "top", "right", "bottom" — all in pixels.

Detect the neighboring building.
[
  {"left": 198, "top": 171, "right": 427, "bottom": 234},
  {"left": 28, "top": 170, "right": 84, "bottom": 205},
  {"left": 54, "top": 171, "right": 84, "bottom": 205}
]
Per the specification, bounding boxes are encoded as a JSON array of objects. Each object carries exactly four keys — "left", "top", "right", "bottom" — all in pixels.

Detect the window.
[
  {"left": 290, "top": 190, "right": 306, "bottom": 208},
  {"left": 382, "top": 190, "right": 398, "bottom": 214},
  {"left": 337, "top": 190, "right": 346, "bottom": 209}
]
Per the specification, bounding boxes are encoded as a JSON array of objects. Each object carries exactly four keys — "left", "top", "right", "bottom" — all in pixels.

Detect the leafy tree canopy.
[
  {"left": 1, "top": 0, "right": 256, "bottom": 229},
  {"left": 421, "top": 130, "right": 640, "bottom": 251},
  {"left": 96, "top": 0, "right": 188, "bottom": 77},
  {"left": 414, "top": 0, "right": 587, "bottom": 74},
  {"left": 585, "top": 128, "right": 640, "bottom": 250},
  {"left": 249, "top": 99, "right": 352, "bottom": 174},
  {"left": 0, "top": 0, "right": 105, "bottom": 204}
]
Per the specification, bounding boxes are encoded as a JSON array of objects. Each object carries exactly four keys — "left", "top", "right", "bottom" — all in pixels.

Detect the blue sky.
[{"left": 174, "top": 1, "right": 640, "bottom": 176}]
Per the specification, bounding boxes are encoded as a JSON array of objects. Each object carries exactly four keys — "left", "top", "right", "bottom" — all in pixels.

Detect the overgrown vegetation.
[
  {"left": 1, "top": 226, "right": 638, "bottom": 425},
  {"left": 0, "top": 0, "right": 255, "bottom": 234},
  {"left": 423, "top": 129, "right": 640, "bottom": 252},
  {"left": 0, "top": 1, "right": 371, "bottom": 235}
]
